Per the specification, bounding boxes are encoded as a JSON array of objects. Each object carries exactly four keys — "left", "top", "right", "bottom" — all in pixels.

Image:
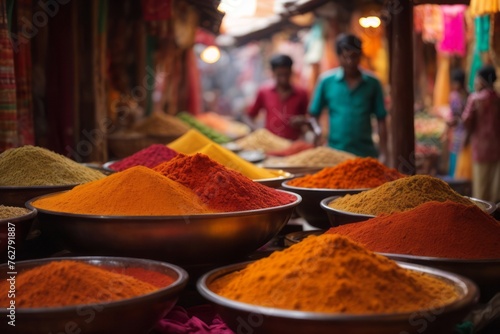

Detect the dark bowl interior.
[
  {"left": 0, "top": 208, "right": 37, "bottom": 258},
  {"left": 0, "top": 185, "right": 77, "bottom": 207}
]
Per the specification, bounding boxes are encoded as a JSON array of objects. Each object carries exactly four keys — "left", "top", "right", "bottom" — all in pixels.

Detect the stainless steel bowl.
[
  {"left": 0, "top": 185, "right": 77, "bottom": 207},
  {"left": 284, "top": 230, "right": 324, "bottom": 247},
  {"left": 28, "top": 191, "right": 301, "bottom": 265},
  {"left": 0, "top": 256, "right": 188, "bottom": 334},
  {"left": 321, "top": 196, "right": 497, "bottom": 227},
  {"left": 0, "top": 208, "right": 37, "bottom": 256},
  {"left": 254, "top": 172, "right": 295, "bottom": 188},
  {"left": 381, "top": 254, "right": 500, "bottom": 303},
  {"left": 261, "top": 164, "right": 324, "bottom": 176},
  {"left": 197, "top": 261, "right": 478, "bottom": 334},
  {"left": 282, "top": 182, "right": 368, "bottom": 229}
]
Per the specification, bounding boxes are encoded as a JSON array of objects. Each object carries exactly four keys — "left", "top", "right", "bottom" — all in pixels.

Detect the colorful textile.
[
  {"left": 475, "top": 15, "right": 491, "bottom": 52},
  {"left": 437, "top": 5, "right": 467, "bottom": 56},
  {"left": 153, "top": 305, "right": 234, "bottom": 334},
  {"left": 472, "top": 160, "right": 500, "bottom": 202},
  {"left": 0, "top": 0, "right": 17, "bottom": 151},
  {"left": 421, "top": 5, "right": 443, "bottom": 43},
  {"left": 448, "top": 91, "right": 468, "bottom": 155},
  {"left": 309, "top": 68, "right": 386, "bottom": 157},
  {"left": 249, "top": 83, "right": 309, "bottom": 140},
  {"left": 470, "top": 0, "right": 500, "bottom": 17}
]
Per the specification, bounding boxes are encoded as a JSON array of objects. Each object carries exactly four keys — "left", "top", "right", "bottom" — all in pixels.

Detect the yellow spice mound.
[{"left": 210, "top": 234, "right": 458, "bottom": 314}]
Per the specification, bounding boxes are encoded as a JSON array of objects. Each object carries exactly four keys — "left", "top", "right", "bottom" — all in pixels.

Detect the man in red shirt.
[
  {"left": 462, "top": 65, "right": 500, "bottom": 203},
  {"left": 247, "top": 55, "right": 309, "bottom": 140}
]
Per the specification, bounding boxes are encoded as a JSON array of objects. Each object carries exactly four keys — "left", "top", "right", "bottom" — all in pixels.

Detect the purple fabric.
[{"left": 153, "top": 305, "right": 234, "bottom": 334}]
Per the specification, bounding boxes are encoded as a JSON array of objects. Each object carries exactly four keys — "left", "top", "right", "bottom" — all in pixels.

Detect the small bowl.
[
  {"left": 0, "top": 185, "right": 78, "bottom": 207},
  {"left": 238, "top": 150, "right": 266, "bottom": 163},
  {"left": 281, "top": 182, "right": 368, "bottom": 229},
  {"left": 198, "top": 261, "right": 478, "bottom": 334},
  {"left": 320, "top": 196, "right": 375, "bottom": 226},
  {"left": 28, "top": 191, "right": 301, "bottom": 265},
  {"left": 255, "top": 171, "right": 294, "bottom": 189},
  {"left": 0, "top": 256, "right": 187, "bottom": 334},
  {"left": 0, "top": 208, "right": 37, "bottom": 257}
]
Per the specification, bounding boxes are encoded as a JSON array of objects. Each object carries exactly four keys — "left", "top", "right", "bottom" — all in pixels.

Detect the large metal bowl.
[
  {"left": 254, "top": 171, "right": 295, "bottom": 188},
  {"left": 0, "top": 185, "right": 77, "bottom": 207},
  {"left": 28, "top": 191, "right": 301, "bottom": 265},
  {"left": 282, "top": 182, "right": 368, "bottom": 229},
  {"left": 321, "top": 196, "right": 497, "bottom": 227},
  {"left": 0, "top": 256, "right": 188, "bottom": 334},
  {"left": 0, "top": 208, "right": 37, "bottom": 257},
  {"left": 198, "top": 261, "right": 478, "bottom": 334},
  {"left": 381, "top": 254, "right": 500, "bottom": 303}
]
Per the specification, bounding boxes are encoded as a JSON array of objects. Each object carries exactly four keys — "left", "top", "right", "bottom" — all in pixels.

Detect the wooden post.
[{"left": 390, "top": 0, "right": 415, "bottom": 174}]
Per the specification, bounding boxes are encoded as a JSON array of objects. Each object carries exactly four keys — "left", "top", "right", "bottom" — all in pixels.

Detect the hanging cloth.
[
  {"left": 437, "top": 5, "right": 467, "bottom": 56},
  {"left": 469, "top": 15, "right": 491, "bottom": 91},
  {"left": 433, "top": 53, "right": 451, "bottom": 108},
  {"left": 422, "top": 5, "right": 443, "bottom": 43},
  {"left": 470, "top": 0, "right": 500, "bottom": 17},
  {"left": 0, "top": 0, "right": 17, "bottom": 151}
]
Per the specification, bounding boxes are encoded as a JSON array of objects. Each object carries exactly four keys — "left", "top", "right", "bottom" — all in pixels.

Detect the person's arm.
[
  {"left": 461, "top": 94, "right": 476, "bottom": 146},
  {"left": 243, "top": 89, "right": 264, "bottom": 130},
  {"left": 308, "top": 78, "right": 326, "bottom": 145},
  {"left": 377, "top": 118, "right": 388, "bottom": 164},
  {"left": 372, "top": 79, "right": 388, "bottom": 162}
]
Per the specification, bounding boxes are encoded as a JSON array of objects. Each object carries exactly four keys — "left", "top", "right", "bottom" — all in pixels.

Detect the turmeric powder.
[
  {"left": 210, "top": 234, "right": 458, "bottom": 314},
  {"left": 0, "top": 261, "right": 158, "bottom": 308},
  {"left": 33, "top": 166, "right": 213, "bottom": 215},
  {"left": 288, "top": 158, "right": 404, "bottom": 189},
  {"left": 329, "top": 175, "right": 473, "bottom": 215}
]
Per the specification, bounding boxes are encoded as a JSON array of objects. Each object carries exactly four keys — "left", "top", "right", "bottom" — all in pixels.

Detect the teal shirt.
[{"left": 309, "top": 68, "right": 387, "bottom": 157}]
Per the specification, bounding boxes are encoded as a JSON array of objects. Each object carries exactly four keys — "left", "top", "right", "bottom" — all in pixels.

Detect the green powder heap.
[
  {"left": 329, "top": 175, "right": 473, "bottom": 215},
  {"left": 0, "top": 205, "right": 30, "bottom": 220},
  {"left": 0, "top": 146, "right": 106, "bottom": 186}
]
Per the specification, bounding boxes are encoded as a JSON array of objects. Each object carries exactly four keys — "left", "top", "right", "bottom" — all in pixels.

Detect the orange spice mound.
[
  {"left": 210, "top": 234, "right": 458, "bottom": 314},
  {"left": 288, "top": 157, "right": 405, "bottom": 189},
  {"left": 0, "top": 261, "right": 158, "bottom": 308}
]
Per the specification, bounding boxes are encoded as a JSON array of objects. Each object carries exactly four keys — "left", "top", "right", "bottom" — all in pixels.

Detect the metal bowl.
[
  {"left": 0, "top": 256, "right": 187, "bottom": 334},
  {"left": 255, "top": 171, "right": 295, "bottom": 188},
  {"left": 80, "top": 162, "right": 115, "bottom": 175},
  {"left": 198, "top": 261, "right": 478, "bottom": 334},
  {"left": 321, "top": 196, "right": 497, "bottom": 227},
  {"left": 28, "top": 191, "right": 301, "bottom": 265},
  {"left": 261, "top": 164, "right": 324, "bottom": 176},
  {"left": 284, "top": 230, "right": 324, "bottom": 247},
  {"left": 0, "top": 185, "right": 77, "bottom": 207},
  {"left": 281, "top": 182, "right": 368, "bottom": 229},
  {"left": 0, "top": 208, "right": 37, "bottom": 257},
  {"left": 238, "top": 150, "right": 266, "bottom": 163}
]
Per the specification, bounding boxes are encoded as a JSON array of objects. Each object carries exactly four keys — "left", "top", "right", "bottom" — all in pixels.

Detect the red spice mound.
[
  {"left": 109, "top": 144, "right": 178, "bottom": 171},
  {"left": 289, "top": 157, "right": 404, "bottom": 189},
  {"left": 154, "top": 153, "right": 297, "bottom": 211},
  {"left": 327, "top": 201, "right": 500, "bottom": 259},
  {"left": 105, "top": 267, "right": 175, "bottom": 288}
]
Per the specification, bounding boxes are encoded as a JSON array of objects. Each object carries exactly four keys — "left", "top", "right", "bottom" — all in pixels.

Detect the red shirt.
[
  {"left": 248, "top": 84, "right": 309, "bottom": 140},
  {"left": 462, "top": 89, "right": 500, "bottom": 163}
]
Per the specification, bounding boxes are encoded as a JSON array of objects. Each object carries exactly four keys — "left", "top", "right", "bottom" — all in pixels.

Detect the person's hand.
[{"left": 289, "top": 115, "right": 309, "bottom": 127}]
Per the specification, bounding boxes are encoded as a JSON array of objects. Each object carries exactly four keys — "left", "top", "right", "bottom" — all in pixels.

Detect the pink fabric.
[
  {"left": 154, "top": 305, "right": 234, "bottom": 334},
  {"left": 437, "top": 5, "right": 467, "bottom": 56}
]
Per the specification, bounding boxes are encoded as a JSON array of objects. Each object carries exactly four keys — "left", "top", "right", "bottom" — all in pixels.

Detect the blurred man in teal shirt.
[{"left": 309, "top": 34, "right": 388, "bottom": 160}]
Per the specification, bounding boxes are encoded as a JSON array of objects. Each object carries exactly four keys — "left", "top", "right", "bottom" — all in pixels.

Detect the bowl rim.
[
  {"left": 320, "top": 196, "right": 376, "bottom": 218},
  {"left": 26, "top": 190, "right": 302, "bottom": 219},
  {"left": 0, "top": 184, "right": 79, "bottom": 190},
  {"left": 197, "top": 260, "right": 479, "bottom": 321},
  {"left": 380, "top": 252, "right": 500, "bottom": 263},
  {"left": 0, "top": 207, "right": 37, "bottom": 224},
  {"left": 0, "top": 256, "right": 188, "bottom": 314},
  {"left": 281, "top": 180, "right": 370, "bottom": 192},
  {"left": 254, "top": 172, "right": 294, "bottom": 183},
  {"left": 320, "top": 196, "right": 496, "bottom": 216}
]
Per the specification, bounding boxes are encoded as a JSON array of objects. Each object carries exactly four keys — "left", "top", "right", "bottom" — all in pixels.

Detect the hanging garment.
[
  {"left": 468, "top": 16, "right": 491, "bottom": 91},
  {"left": 437, "top": 5, "right": 467, "bottom": 56},
  {"left": 433, "top": 53, "right": 451, "bottom": 107},
  {"left": 470, "top": 0, "right": 500, "bottom": 17},
  {"left": 422, "top": 5, "right": 443, "bottom": 43},
  {"left": 0, "top": 0, "right": 17, "bottom": 151}
]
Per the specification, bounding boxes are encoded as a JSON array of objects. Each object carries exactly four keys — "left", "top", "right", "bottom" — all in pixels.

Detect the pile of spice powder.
[
  {"left": 210, "top": 234, "right": 458, "bottom": 314},
  {"left": 33, "top": 166, "right": 213, "bottom": 215},
  {"left": 267, "top": 141, "right": 314, "bottom": 157},
  {"left": 0, "top": 205, "right": 30, "bottom": 220},
  {"left": 133, "top": 112, "right": 190, "bottom": 137},
  {"left": 0, "top": 146, "right": 105, "bottom": 186},
  {"left": 265, "top": 146, "right": 356, "bottom": 167},
  {"left": 196, "top": 143, "right": 276, "bottom": 179},
  {"left": 0, "top": 261, "right": 158, "bottom": 308},
  {"left": 168, "top": 129, "right": 215, "bottom": 154},
  {"left": 327, "top": 201, "right": 500, "bottom": 259},
  {"left": 288, "top": 158, "right": 405, "bottom": 189},
  {"left": 329, "top": 175, "right": 473, "bottom": 215},
  {"left": 235, "top": 128, "right": 292, "bottom": 152},
  {"left": 108, "top": 144, "right": 178, "bottom": 171},
  {"left": 154, "top": 153, "right": 297, "bottom": 212},
  {"left": 103, "top": 267, "right": 175, "bottom": 288}
]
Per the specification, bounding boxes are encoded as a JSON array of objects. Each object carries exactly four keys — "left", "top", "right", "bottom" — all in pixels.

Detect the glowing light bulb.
[{"left": 200, "top": 46, "right": 221, "bottom": 64}]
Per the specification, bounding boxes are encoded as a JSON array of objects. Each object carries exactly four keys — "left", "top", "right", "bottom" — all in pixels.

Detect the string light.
[
  {"left": 200, "top": 46, "right": 221, "bottom": 64},
  {"left": 359, "top": 16, "right": 381, "bottom": 28}
]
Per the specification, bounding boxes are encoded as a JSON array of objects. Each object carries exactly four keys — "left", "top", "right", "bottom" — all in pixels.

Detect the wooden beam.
[
  {"left": 412, "top": 0, "right": 469, "bottom": 4},
  {"left": 390, "top": 0, "right": 416, "bottom": 174}
]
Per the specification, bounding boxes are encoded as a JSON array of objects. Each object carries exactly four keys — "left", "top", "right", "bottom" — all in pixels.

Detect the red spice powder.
[
  {"left": 104, "top": 267, "right": 175, "bottom": 288},
  {"left": 154, "top": 153, "right": 297, "bottom": 211},
  {"left": 289, "top": 157, "right": 404, "bottom": 189},
  {"left": 327, "top": 201, "right": 500, "bottom": 259},
  {"left": 109, "top": 144, "right": 178, "bottom": 171}
]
